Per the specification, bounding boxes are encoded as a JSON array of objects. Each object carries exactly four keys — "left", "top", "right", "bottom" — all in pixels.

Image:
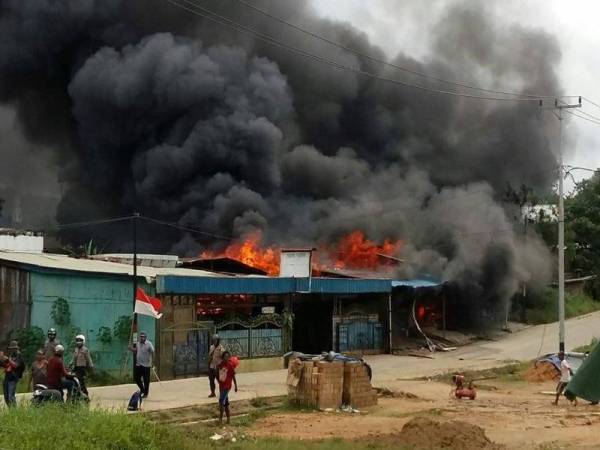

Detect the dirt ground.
[{"left": 249, "top": 379, "right": 600, "bottom": 449}]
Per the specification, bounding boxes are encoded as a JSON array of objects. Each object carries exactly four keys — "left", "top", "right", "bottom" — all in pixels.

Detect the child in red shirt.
[{"left": 217, "top": 351, "right": 237, "bottom": 424}]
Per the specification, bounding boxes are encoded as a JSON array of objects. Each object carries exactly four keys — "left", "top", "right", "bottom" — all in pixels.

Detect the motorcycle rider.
[
  {"left": 46, "top": 345, "right": 73, "bottom": 400},
  {"left": 71, "top": 335, "right": 93, "bottom": 396},
  {"left": 43, "top": 328, "right": 61, "bottom": 360}
]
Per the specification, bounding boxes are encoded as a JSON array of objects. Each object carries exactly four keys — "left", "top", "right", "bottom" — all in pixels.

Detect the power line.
[
  {"left": 582, "top": 96, "right": 600, "bottom": 112},
  {"left": 139, "top": 215, "right": 233, "bottom": 241},
  {"left": 232, "top": 0, "right": 577, "bottom": 102},
  {"left": 57, "top": 215, "right": 136, "bottom": 229},
  {"left": 564, "top": 109, "right": 600, "bottom": 126},
  {"left": 167, "top": 0, "right": 545, "bottom": 103}
]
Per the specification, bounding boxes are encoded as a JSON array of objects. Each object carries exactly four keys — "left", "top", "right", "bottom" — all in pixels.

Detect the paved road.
[{"left": 85, "top": 311, "right": 599, "bottom": 411}]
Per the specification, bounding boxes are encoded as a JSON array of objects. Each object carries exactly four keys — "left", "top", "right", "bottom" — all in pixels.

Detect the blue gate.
[
  {"left": 217, "top": 315, "right": 287, "bottom": 358},
  {"left": 162, "top": 322, "right": 212, "bottom": 377},
  {"left": 337, "top": 320, "right": 383, "bottom": 352}
]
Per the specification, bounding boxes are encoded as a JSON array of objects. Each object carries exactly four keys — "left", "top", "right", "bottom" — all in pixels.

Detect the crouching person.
[
  {"left": 72, "top": 334, "right": 93, "bottom": 396},
  {"left": 46, "top": 345, "right": 73, "bottom": 400},
  {"left": 217, "top": 351, "right": 237, "bottom": 424}
]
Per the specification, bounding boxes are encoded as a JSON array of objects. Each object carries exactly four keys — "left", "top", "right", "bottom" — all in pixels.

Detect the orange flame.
[
  {"left": 201, "top": 231, "right": 280, "bottom": 275},
  {"left": 200, "top": 230, "right": 401, "bottom": 275},
  {"left": 329, "top": 230, "right": 402, "bottom": 270}
]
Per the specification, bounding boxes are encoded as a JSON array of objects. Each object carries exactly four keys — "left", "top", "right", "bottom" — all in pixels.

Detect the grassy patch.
[
  {"left": 425, "top": 361, "right": 531, "bottom": 384},
  {"left": 523, "top": 289, "right": 600, "bottom": 324},
  {"left": 0, "top": 404, "right": 204, "bottom": 450},
  {"left": 572, "top": 337, "right": 598, "bottom": 353},
  {"left": 0, "top": 403, "right": 402, "bottom": 450}
]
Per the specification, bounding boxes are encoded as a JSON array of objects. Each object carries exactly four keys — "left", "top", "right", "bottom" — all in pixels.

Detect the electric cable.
[
  {"left": 232, "top": 0, "right": 578, "bottom": 101},
  {"left": 167, "top": 0, "right": 546, "bottom": 102}
]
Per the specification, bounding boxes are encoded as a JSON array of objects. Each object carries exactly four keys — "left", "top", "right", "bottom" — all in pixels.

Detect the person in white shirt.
[{"left": 554, "top": 351, "right": 576, "bottom": 405}]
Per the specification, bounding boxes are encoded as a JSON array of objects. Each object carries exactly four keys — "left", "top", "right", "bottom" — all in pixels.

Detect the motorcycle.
[{"left": 32, "top": 375, "right": 89, "bottom": 405}]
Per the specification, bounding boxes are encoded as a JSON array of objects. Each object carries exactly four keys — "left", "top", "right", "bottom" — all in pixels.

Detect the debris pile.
[
  {"left": 287, "top": 358, "right": 377, "bottom": 410},
  {"left": 398, "top": 417, "right": 504, "bottom": 450},
  {"left": 343, "top": 361, "right": 378, "bottom": 408},
  {"left": 522, "top": 362, "right": 559, "bottom": 382}
]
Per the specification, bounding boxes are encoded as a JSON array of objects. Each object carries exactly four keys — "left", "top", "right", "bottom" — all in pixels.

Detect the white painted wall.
[{"left": 0, "top": 233, "right": 44, "bottom": 252}]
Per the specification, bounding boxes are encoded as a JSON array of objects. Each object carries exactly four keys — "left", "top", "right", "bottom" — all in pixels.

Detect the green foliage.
[
  {"left": 113, "top": 316, "right": 132, "bottom": 343},
  {"left": 97, "top": 326, "right": 113, "bottom": 346},
  {"left": 0, "top": 404, "right": 201, "bottom": 450},
  {"left": 50, "top": 297, "right": 71, "bottom": 327},
  {"left": 88, "top": 369, "right": 132, "bottom": 387},
  {"left": 0, "top": 403, "right": 397, "bottom": 450},
  {"left": 565, "top": 173, "right": 600, "bottom": 274},
  {"left": 521, "top": 288, "right": 600, "bottom": 324},
  {"left": 8, "top": 327, "right": 45, "bottom": 364}
]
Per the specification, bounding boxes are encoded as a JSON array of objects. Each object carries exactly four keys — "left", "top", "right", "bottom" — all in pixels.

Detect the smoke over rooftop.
[{"left": 0, "top": 0, "right": 559, "bottom": 325}]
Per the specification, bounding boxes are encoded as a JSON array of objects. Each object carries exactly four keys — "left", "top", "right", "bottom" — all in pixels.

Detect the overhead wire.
[
  {"left": 57, "top": 215, "right": 137, "bottom": 229},
  {"left": 167, "top": 0, "right": 546, "bottom": 103},
  {"left": 231, "top": 0, "right": 578, "bottom": 101},
  {"left": 564, "top": 109, "right": 600, "bottom": 126}
]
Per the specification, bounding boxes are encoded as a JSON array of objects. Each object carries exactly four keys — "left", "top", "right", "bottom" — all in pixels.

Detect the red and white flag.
[{"left": 134, "top": 288, "right": 163, "bottom": 319}]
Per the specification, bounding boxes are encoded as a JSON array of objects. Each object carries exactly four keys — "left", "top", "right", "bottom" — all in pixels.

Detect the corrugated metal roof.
[
  {"left": 157, "top": 275, "right": 392, "bottom": 295},
  {"left": 0, "top": 251, "right": 220, "bottom": 279}
]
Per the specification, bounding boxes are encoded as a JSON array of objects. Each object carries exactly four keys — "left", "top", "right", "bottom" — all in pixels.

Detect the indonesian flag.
[{"left": 134, "top": 288, "right": 163, "bottom": 319}]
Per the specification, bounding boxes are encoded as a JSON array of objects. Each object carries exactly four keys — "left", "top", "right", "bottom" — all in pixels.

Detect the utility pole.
[{"left": 543, "top": 98, "right": 581, "bottom": 353}]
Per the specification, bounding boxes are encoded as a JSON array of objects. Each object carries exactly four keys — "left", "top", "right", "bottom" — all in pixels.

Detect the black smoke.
[{"left": 0, "top": 0, "right": 558, "bottom": 325}]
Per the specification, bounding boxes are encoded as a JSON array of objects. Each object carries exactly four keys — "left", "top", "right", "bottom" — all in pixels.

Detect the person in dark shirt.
[
  {"left": 217, "top": 351, "right": 237, "bottom": 424},
  {"left": 46, "top": 345, "right": 73, "bottom": 399},
  {"left": 1, "top": 341, "right": 25, "bottom": 407},
  {"left": 31, "top": 350, "right": 48, "bottom": 388}
]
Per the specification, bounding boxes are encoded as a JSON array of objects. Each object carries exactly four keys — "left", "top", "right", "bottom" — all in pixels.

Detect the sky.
[{"left": 311, "top": 0, "right": 600, "bottom": 192}]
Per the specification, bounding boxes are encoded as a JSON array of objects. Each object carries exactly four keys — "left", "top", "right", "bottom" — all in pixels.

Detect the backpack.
[{"left": 127, "top": 391, "right": 143, "bottom": 411}]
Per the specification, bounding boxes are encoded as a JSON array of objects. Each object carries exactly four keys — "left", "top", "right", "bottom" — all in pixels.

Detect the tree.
[{"left": 565, "top": 173, "right": 600, "bottom": 274}]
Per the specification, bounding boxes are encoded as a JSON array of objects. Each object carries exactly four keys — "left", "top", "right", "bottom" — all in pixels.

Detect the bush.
[
  {"left": 522, "top": 288, "right": 600, "bottom": 324},
  {"left": 8, "top": 327, "right": 45, "bottom": 365}
]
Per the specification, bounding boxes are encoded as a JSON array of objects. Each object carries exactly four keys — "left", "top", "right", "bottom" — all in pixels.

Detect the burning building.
[{"left": 0, "top": 2, "right": 558, "bottom": 337}]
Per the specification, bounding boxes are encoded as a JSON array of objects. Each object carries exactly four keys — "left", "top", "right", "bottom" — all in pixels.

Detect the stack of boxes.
[
  {"left": 287, "top": 359, "right": 377, "bottom": 409},
  {"left": 342, "top": 361, "right": 378, "bottom": 408}
]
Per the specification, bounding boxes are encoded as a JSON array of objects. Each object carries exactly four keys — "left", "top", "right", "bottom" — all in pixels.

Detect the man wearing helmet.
[
  {"left": 71, "top": 334, "right": 93, "bottom": 396},
  {"left": 43, "top": 328, "right": 61, "bottom": 360},
  {"left": 46, "top": 345, "right": 73, "bottom": 399}
]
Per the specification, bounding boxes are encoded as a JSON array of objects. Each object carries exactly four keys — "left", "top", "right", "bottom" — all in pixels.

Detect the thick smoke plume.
[{"left": 0, "top": 0, "right": 560, "bottom": 326}]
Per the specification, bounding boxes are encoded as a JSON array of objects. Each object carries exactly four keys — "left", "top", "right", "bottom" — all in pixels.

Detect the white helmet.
[
  {"left": 75, "top": 334, "right": 85, "bottom": 343},
  {"left": 54, "top": 344, "right": 65, "bottom": 355}
]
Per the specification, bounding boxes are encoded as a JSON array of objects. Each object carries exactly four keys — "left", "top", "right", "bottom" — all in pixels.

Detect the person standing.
[
  {"left": 31, "top": 350, "right": 48, "bottom": 388},
  {"left": 43, "top": 328, "right": 60, "bottom": 360},
  {"left": 217, "top": 351, "right": 237, "bottom": 424},
  {"left": 554, "top": 351, "right": 576, "bottom": 406},
  {"left": 46, "top": 345, "right": 74, "bottom": 400},
  {"left": 208, "top": 334, "right": 225, "bottom": 398},
  {"left": 129, "top": 331, "right": 154, "bottom": 398},
  {"left": 1, "top": 341, "right": 25, "bottom": 407},
  {"left": 71, "top": 334, "right": 93, "bottom": 396}
]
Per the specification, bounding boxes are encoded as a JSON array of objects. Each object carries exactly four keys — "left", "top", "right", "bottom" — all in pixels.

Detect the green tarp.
[{"left": 567, "top": 344, "right": 600, "bottom": 402}]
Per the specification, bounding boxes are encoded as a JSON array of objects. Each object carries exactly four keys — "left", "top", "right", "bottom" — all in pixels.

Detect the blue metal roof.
[{"left": 157, "top": 275, "right": 392, "bottom": 295}]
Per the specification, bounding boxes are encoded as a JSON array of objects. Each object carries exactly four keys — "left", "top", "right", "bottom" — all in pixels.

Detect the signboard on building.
[{"left": 279, "top": 249, "right": 313, "bottom": 278}]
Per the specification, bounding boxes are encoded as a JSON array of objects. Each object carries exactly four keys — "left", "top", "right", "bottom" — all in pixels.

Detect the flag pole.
[{"left": 132, "top": 212, "right": 139, "bottom": 377}]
